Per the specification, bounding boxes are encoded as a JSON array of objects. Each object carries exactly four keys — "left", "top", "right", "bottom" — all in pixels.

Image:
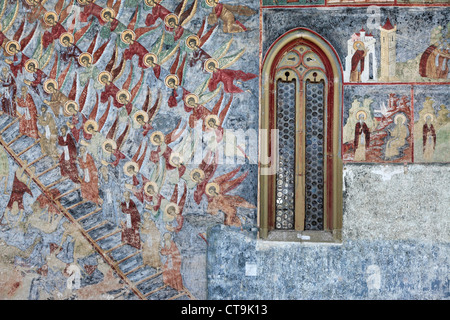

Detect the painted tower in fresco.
[
  {"left": 379, "top": 18, "right": 398, "bottom": 82},
  {"left": 344, "top": 27, "right": 378, "bottom": 82}
]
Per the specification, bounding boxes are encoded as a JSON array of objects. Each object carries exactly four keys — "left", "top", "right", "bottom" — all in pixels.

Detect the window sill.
[{"left": 264, "top": 229, "right": 342, "bottom": 244}]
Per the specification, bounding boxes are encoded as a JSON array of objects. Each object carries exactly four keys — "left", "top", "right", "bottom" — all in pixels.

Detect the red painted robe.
[
  {"left": 16, "top": 93, "right": 39, "bottom": 139},
  {"left": 7, "top": 172, "right": 32, "bottom": 210},
  {"left": 208, "top": 68, "right": 257, "bottom": 93},
  {"left": 79, "top": 153, "right": 100, "bottom": 204},
  {"left": 161, "top": 240, "right": 183, "bottom": 291},
  {"left": 145, "top": 3, "right": 171, "bottom": 26},
  {"left": 121, "top": 200, "right": 141, "bottom": 249},
  {"left": 351, "top": 49, "right": 366, "bottom": 74},
  {"left": 58, "top": 133, "right": 79, "bottom": 183},
  {"left": 188, "top": 105, "right": 211, "bottom": 130},
  {"left": 354, "top": 121, "right": 370, "bottom": 149},
  {"left": 165, "top": 25, "right": 185, "bottom": 42},
  {"left": 110, "top": 149, "right": 126, "bottom": 167},
  {"left": 150, "top": 145, "right": 176, "bottom": 170},
  {"left": 101, "top": 82, "right": 121, "bottom": 107},
  {"left": 214, "top": 3, "right": 247, "bottom": 31},
  {"left": 80, "top": 3, "right": 105, "bottom": 24},
  {"left": 423, "top": 123, "right": 436, "bottom": 152},
  {"left": 29, "top": 69, "right": 46, "bottom": 95},
  {"left": 10, "top": 54, "right": 29, "bottom": 78},
  {"left": 123, "top": 41, "right": 149, "bottom": 68},
  {"left": 42, "top": 23, "right": 66, "bottom": 49}
]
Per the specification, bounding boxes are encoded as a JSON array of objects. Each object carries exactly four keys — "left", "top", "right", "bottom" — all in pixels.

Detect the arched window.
[{"left": 259, "top": 29, "right": 343, "bottom": 242}]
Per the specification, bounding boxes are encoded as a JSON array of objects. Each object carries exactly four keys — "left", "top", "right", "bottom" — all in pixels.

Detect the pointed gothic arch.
[{"left": 259, "top": 28, "right": 343, "bottom": 241}]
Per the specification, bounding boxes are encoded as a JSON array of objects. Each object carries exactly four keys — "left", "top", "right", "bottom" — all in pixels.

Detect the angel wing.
[
  {"left": 148, "top": 89, "right": 162, "bottom": 124},
  {"left": 176, "top": 0, "right": 197, "bottom": 27},
  {"left": 164, "top": 119, "right": 186, "bottom": 145},
  {"left": 1, "top": 1, "right": 19, "bottom": 33},
  {"left": 72, "top": 20, "right": 93, "bottom": 45},
  {"left": 130, "top": 70, "right": 144, "bottom": 102},
  {"left": 68, "top": 73, "right": 77, "bottom": 101},
  {"left": 98, "top": 98, "right": 111, "bottom": 132}
]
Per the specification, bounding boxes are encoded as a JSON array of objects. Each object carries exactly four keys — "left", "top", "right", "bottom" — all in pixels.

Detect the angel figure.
[
  {"left": 114, "top": 64, "right": 145, "bottom": 115},
  {"left": 98, "top": 5, "right": 128, "bottom": 44},
  {"left": 0, "top": 0, "right": 20, "bottom": 47},
  {"left": 23, "top": 59, "right": 47, "bottom": 96},
  {"left": 186, "top": 18, "right": 217, "bottom": 69},
  {"left": 78, "top": 0, "right": 111, "bottom": 24},
  {"left": 120, "top": 7, "right": 162, "bottom": 59},
  {"left": 144, "top": 0, "right": 171, "bottom": 27},
  {"left": 3, "top": 19, "right": 37, "bottom": 77},
  {"left": 132, "top": 86, "right": 162, "bottom": 137},
  {"left": 149, "top": 120, "right": 187, "bottom": 172},
  {"left": 101, "top": 118, "right": 130, "bottom": 168},
  {"left": 79, "top": 95, "right": 111, "bottom": 161},
  {"left": 98, "top": 49, "right": 126, "bottom": 107},
  {"left": 42, "top": 77, "right": 70, "bottom": 117},
  {"left": 191, "top": 150, "right": 218, "bottom": 204},
  {"left": 205, "top": 0, "right": 256, "bottom": 33},
  {"left": 142, "top": 169, "right": 166, "bottom": 217},
  {"left": 162, "top": 0, "right": 198, "bottom": 43},
  {"left": 23, "top": 0, "right": 48, "bottom": 24},
  {"left": 205, "top": 57, "right": 256, "bottom": 93},
  {"left": 41, "top": 1, "right": 74, "bottom": 50},
  {"left": 58, "top": 20, "right": 93, "bottom": 64},
  {"left": 165, "top": 49, "right": 187, "bottom": 108},
  {"left": 163, "top": 184, "right": 187, "bottom": 233},
  {"left": 205, "top": 167, "right": 254, "bottom": 227},
  {"left": 78, "top": 34, "right": 111, "bottom": 89}
]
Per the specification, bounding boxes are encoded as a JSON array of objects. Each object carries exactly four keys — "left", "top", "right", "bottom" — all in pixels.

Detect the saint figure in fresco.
[
  {"left": 78, "top": 146, "right": 102, "bottom": 208},
  {"left": 120, "top": 191, "right": 141, "bottom": 249},
  {"left": 16, "top": 86, "right": 39, "bottom": 140},
  {"left": 161, "top": 233, "right": 184, "bottom": 291},
  {"left": 353, "top": 111, "right": 370, "bottom": 161},
  {"left": 58, "top": 125, "right": 80, "bottom": 184},
  {"left": 205, "top": 0, "right": 256, "bottom": 33},
  {"left": 350, "top": 41, "right": 368, "bottom": 83},
  {"left": 422, "top": 114, "right": 436, "bottom": 162},
  {"left": 385, "top": 114, "right": 408, "bottom": 159},
  {"left": 37, "top": 105, "right": 60, "bottom": 162}
]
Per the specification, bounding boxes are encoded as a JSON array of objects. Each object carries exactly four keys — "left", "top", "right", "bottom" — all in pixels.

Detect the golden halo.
[
  {"left": 116, "top": 89, "right": 131, "bottom": 105},
  {"left": 143, "top": 53, "right": 158, "bottom": 68},
  {"left": 355, "top": 110, "right": 367, "bottom": 120},
  {"left": 64, "top": 101, "right": 79, "bottom": 115},
  {"left": 102, "top": 139, "right": 117, "bottom": 153},
  {"left": 133, "top": 110, "right": 149, "bottom": 126},
  {"left": 43, "top": 79, "right": 58, "bottom": 93},
  {"left": 77, "top": 0, "right": 97, "bottom": 4},
  {"left": 44, "top": 12, "right": 58, "bottom": 26},
  {"left": 164, "top": 14, "right": 179, "bottom": 28},
  {"left": 205, "top": 182, "right": 220, "bottom": 197},
  {"left": 121, "top": 29, "right": 136, "bottom": 44},
  {"left": 394, "top": 114, "right": 407, "bottom": 125},
  {"left": 24, "top": 59, "right": 39, "bottom": 73},
  {"left": 78, "top": 52, "right": 93, "bottom": 67},
  {"left": 84, "top": 119, "right": 99, "bottom": 134},
  {"left": 144, "top": 0, "right": 161, "bottom": 7},
  {"left": 100, "top": 7, "right": 115, "bottom": 22},
  {"left": 163, "top": 202, "right": 179, "bottom": 222},
  {"left": 164, "top": 74, "right": 179, "bottom": 88},
  {"left": 5, "top": 40, "right": 21, "bottom": 55},
  {"left": 169, "top": 152, "right": 183, "bottom": 167},
  {"left": 59, "top": 32, "right": 74, "bottom": 47},
  {"left": 205, "top": 0, "right": 217, "bottom": 7},
  {"left": 184, "top": 93, "right": 199, "bottom": 108},
  {"left": 204, "top": 58, "right": 219, "bottom": 73},
  {"left": 123, "top": 161, "right": 139, "bottom": 177},
  {"left": 144, "top": 181, "right": 159, "bottom": 196},
  {"left": 353, "top": 41, "right": 365, "bottom": 51},
  {"left": 150, "top": 131, "right": 164, "bottom": 146},
  {"left": 98, "top": 71, "right": 112, "bottom": 85},
  {"left": 423, "top": 113, "right": 435, "bottom": 122},
  {"left": 205, "top": 114, "right": 220, "bottom": 129},
  {"left": 25, "top": 0, "right": 37, "bottom": 5},
  {"left": 190, "top": 168, "right": 205, "bottom": 182},
  {"left": 186, "top": 35, "right": 200, "bottom": 50}
]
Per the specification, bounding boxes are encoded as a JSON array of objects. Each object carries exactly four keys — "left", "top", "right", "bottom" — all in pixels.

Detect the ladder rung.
[
  {"left": 55, "top": 186, "right": 81, "bottom": 200},
  {"left": 167, "top": 291, "right": 187, "bottom": 300},
  {"left": 66, "top": 199, "right": 87, "bottom": 210},
  {"left": 94, "top": 229, "right": 121, "bottom": 242},
  {"left": 0, "top": 118, "right": 19, "bottom": 134},
  {"left": 144, "top": 285, "right": 167, "bottom": 298},
  {"left": 85, "top": 220, "right": 108, "bottom": 233},
  {"left": 17, "top": 139, "right": 40, "bottom": 156},
  {"left": 115, "top": 250, "right": 142, "bottom": 266},
  {"left": 7, "top": 134, "right": 22, "bottom": 146},
  {"left": 135, "top": 271, "right": 162, "bottom": 286},
  {"left": 124, "top": 264, "right": 145, "bottom": 276},
  {"left": 45, "top": 176, "right": 69, "bottom": 189},
  {"left": 26, "top": 154, "right": 47, "bottom": 167},
  {"left": 36, "top": 162, "right": 60, "bottom": 178},
  {"left": 105, "top": 242, "right": 126, "bottom": 255}
]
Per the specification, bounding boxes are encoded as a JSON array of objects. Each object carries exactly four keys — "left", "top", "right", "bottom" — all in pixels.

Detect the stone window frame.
[{"left": 258, "top": 28, "right": 343, "bottom": 242}]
